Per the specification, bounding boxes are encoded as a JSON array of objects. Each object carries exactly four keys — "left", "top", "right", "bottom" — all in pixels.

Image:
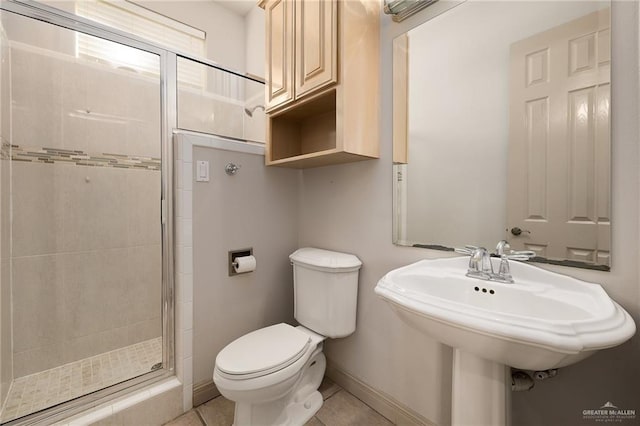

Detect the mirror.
[{"left": 393, "top": 0, "right": 611, "bottom": 271}]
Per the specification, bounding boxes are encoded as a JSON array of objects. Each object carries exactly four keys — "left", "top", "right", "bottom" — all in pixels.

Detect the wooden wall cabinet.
[
  {"left": 259, "top": 0, "right": 380, "bottom": 168},
  {"left": 295, "top": 0, "right": 337, "bottom": 101},
  {"left": 264, "top": 0, "right": 295, "bottom": 110}
]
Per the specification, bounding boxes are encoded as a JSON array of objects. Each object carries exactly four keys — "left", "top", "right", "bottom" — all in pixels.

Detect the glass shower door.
[{"left": 0, "top": 9, "right": 165, "bottom": 423}]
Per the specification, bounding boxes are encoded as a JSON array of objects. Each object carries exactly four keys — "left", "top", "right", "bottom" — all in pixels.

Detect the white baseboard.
[
  {"left": 193, "top": 380, "right": 220, "bottom": 407},
  {"left": 326, "top": 360, "right": 435, "bottom": 426}
]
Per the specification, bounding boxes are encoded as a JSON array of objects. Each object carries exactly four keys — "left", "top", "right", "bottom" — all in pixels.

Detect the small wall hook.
[{"left": 225, "top": 163, "right": 239, "bottom": 176}]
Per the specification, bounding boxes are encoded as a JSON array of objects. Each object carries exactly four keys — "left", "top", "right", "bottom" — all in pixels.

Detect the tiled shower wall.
[
  {"left": 8, "top": 44, "right": 162, "bottom": 378},
  {"left": 177, "top": 89, "right": 244, "bottom": 139},
  {"left": 243, "top": 79, "right": 265, "bottom": 143},
  {"left": 176, "top": 61, "right": 265, "bottom": 144},
  {"left": 0, "top": 25, "right": 12, "bottom": 404}
]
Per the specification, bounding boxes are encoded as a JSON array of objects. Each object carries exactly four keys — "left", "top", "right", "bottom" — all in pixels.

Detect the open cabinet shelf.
[{"left": 267, "top": 89, "right": 337, "bottom": 165}]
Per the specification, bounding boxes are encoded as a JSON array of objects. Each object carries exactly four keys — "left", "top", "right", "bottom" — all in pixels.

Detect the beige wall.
[
  {"left": 299, "top": 2, "right": 640, "bottom": 425},
  {"left": 7, "top": 42, "right": 162, "bottom": 377},
  {"left": 244, "top": 6, "right": 265, "bottom": 79},
  {"left": 192, "top": 145, "right": 300, "bottom": 388},
  {"left": 138, "top": 1, "right": 247, "bottom": 72}
]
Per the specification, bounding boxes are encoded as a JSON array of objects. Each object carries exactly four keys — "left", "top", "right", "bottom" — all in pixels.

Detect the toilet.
[{"left": 213, "top": 247, "right": 362, "bottom": 426}]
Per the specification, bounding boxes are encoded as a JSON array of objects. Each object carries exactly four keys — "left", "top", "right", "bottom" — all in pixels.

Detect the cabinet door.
[
  {"left": 265, "top": 0, "right": 295, "bottom": 111},
  {"left": 295, "top": 0, "right": 337, "bottom": 99}
]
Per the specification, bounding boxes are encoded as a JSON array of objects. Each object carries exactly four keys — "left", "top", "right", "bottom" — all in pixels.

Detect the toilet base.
[
  {"left": 283, "top": 390, "right": 322, "bottom": 425},
  {"left": 232, "top": 350, "right": 326, "bottom": 426}
]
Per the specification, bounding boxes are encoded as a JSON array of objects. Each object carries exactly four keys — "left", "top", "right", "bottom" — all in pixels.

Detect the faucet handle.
[
  {"left": 505, "top": 250, "right": 536, "bottom": 261},
  {"left": 454, "top": 245, "right": 479, "bottom": 255},
  {"left": 469, "top": 247, "right": 493, "bottom": 275},
  {"left": 455, "top": 246, "right": 493, "bottom": 278}
]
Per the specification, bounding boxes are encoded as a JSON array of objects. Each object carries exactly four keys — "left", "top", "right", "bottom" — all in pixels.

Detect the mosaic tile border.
[{"left": 1, "top": 144, "right": 161, "bottom": 171}]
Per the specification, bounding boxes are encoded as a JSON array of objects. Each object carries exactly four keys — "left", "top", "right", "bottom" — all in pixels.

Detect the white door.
[{"left": 507, "top": 8, "right": 610, "bottom": 266}]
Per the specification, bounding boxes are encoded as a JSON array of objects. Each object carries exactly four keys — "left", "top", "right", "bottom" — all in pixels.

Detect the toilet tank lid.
[{"left": 290, "top": 247, "right": 362, "bottom": 271}]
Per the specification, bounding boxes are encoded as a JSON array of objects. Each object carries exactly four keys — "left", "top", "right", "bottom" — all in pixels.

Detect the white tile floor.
[{"left": 1, "top": 337, "right": 162, "bottom": 423}]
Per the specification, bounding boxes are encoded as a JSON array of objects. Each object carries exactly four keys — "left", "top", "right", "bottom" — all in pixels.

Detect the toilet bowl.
[
  {"left": 214, "top": 324, "right": 326, "bottom": 425},
  {"left": 213, "top": 248, "right": 362, "bottom": 426}
]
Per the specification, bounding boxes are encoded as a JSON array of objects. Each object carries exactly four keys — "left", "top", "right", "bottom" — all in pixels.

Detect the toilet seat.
[{"left": 216, "top": 323, "right": 311, "bottom": 380}]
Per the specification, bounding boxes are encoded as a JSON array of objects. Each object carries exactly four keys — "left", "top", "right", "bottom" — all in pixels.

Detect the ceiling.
[{"left": 214, "top": 0, "right": 256, "bottom": 17}]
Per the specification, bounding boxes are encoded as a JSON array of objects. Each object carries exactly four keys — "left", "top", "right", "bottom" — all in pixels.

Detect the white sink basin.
[{"left": 375, "top": 256, "right": 635, "bottom": 370}]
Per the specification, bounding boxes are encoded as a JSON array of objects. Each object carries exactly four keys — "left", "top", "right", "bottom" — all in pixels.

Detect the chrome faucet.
[
  {"left": 455, "top": 241, "right": 536, "bottom": 284},
  {"left": 454, "top": 245, "right": 494, "bottom": 280},
  {"left": 495, "top": 240, "right": 514, "bottom": 283},
  {"left": 496, "top": 240, "right": 510, "bottom": 256}
]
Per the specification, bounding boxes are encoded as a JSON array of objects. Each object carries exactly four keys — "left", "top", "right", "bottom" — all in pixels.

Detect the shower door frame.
[{"left": 0, "top": 1, "right": 178, "bottom": 424}]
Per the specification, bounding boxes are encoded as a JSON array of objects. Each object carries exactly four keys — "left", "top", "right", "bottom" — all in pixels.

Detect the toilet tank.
[{"left": 290, "top": 248, "right": 362, "bottom": 338}]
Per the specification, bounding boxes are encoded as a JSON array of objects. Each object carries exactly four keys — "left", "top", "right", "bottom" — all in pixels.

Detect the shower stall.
[{"left": 0, "top": 1, "right": 264, "bottom": 424}]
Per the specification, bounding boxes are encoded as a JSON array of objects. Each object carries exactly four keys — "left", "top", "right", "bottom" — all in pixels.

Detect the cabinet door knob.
[{"left": 510, "top": 227, "right": 531, "bottom": 236}]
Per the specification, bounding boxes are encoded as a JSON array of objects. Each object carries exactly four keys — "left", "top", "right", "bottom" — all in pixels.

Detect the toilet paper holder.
[{"left": 229, "top": 248, "right": 254, "bottom": 276}]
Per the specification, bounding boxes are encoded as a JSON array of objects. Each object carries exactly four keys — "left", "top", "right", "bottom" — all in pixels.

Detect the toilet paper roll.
[{"left": 233, "top": 255, "right": 256, "bottom": 273}]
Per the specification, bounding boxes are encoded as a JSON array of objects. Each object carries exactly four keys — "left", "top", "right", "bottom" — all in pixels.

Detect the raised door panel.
[
  {"left": 265, "top": 0, "right": 295, "bottom": 111},
  {"left": 295, "top": 0, "right": 337, "bottom": 99},
  {"left": 508, "top": 8, "right": 610, "bottom": 265}
]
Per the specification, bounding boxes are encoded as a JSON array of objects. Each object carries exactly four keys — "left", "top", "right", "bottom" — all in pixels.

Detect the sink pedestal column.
[{"left": 451, "top": 349, "right": 511, "bottom": 426}]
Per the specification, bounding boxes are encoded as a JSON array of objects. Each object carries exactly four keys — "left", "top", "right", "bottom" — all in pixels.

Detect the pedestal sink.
[{"left": 375, "top": 256, "right": 636, "bottom": 426}]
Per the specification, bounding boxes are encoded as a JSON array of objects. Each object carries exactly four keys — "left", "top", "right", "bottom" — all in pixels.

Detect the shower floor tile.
[{"left": 0, "top": 337, "right": 162, "bottom": 423}]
